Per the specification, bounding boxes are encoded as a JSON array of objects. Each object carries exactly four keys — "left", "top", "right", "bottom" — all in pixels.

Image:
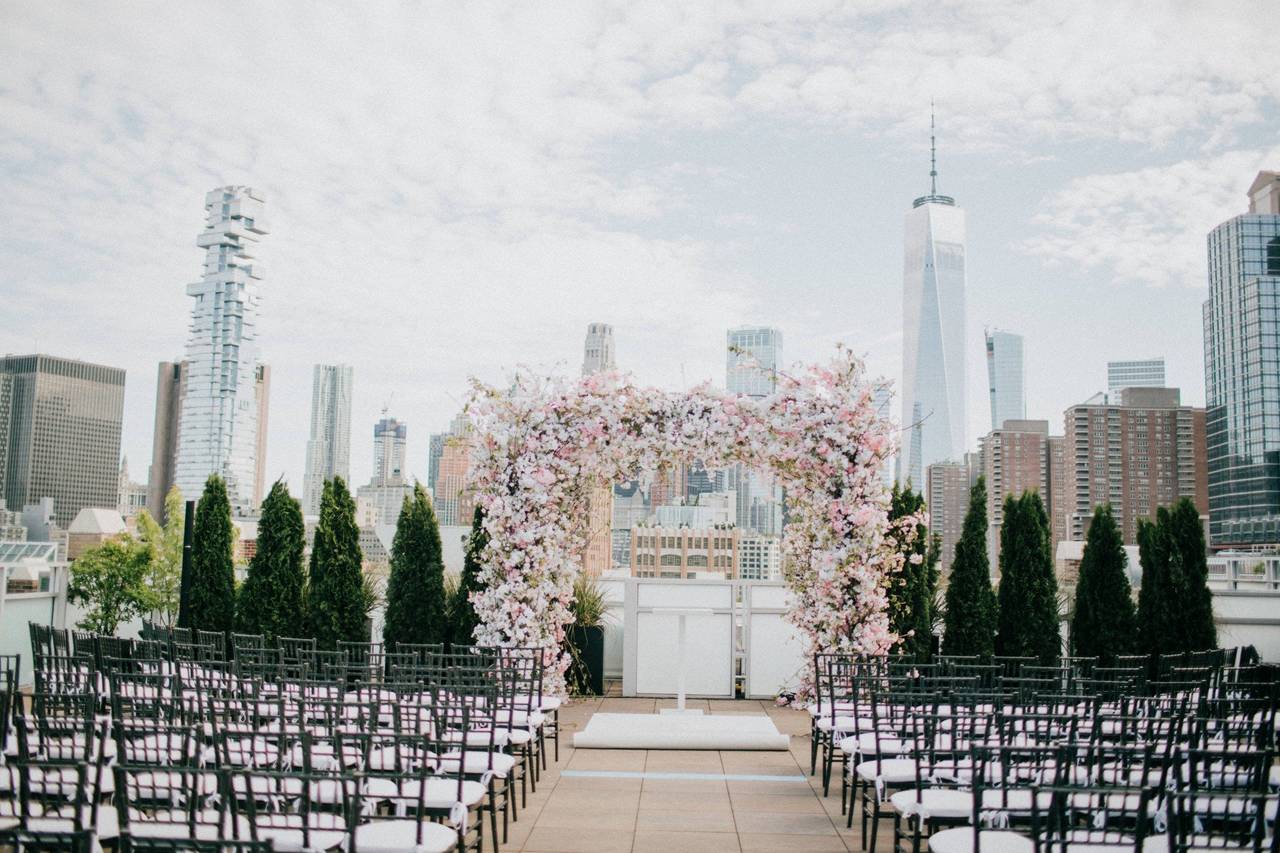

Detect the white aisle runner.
[{"left": 572, "top": 712, "right": 790, "bottom": 750}]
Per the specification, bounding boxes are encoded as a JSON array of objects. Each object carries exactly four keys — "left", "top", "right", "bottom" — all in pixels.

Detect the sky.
[{"left": 2, "top": 1, "right": 1278, "bottom": 494}]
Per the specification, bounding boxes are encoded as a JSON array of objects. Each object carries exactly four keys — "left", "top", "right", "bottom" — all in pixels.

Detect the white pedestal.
[{"left": 651, "top": 606, "right": 714, "bottom": 713}]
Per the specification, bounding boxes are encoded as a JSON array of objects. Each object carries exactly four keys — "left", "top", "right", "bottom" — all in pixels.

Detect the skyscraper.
[
  {"left": 356, "top": 414, "right": 411, "bottom": 526},
  {"left": 173, "top": 187, "right": 268, "bottom": 516},
  {"left": 302, "top": 364, "right": 354, "bottom": 516},
  {"left": 899, "top": 111, "right": 966, "bottom": 487},
  {"left": 726, "top": 326, "right": 784, "bottom": 534},
  {"left": 253, "top": 363, "right": 270, "bottom": 508},
  {"left": 147, "top": 360, "right": 188, "bottom": 520},
  {"left": 726, "top": 326, "right": 782, "bottom": 398},
  {"left": 426, "top": 433, "right": 445, "bottom": 497},
  {"left": 1203, "top": 171, "right": 1280, "bottom": 548},
  {"left": 0, "top": 355, "right": 126, "bottom": 527},
  {"left": 1107, "top": 358, "right": 1165, "bottom": 392},
  {"left": 582, "top": 323, "right": 615, "bottom": 575},
  {"left": 985, "top": 329, "right": 1025, "bottom": 431},
  {"left": 434, "top": 413, "right": 472, "bottom": 527},
  {"left": 582, "top": 322, "right": 616, "bottom": 375},
  {"left": 372, "top": 415, "right": 407, "bottom": 483}
]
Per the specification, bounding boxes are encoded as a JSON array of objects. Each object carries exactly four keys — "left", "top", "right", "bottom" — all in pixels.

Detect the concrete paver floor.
[{"left": 502, "top": 697, "right": 892, "bottom": 853}]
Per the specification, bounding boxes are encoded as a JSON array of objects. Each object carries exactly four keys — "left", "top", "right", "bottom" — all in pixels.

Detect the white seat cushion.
[
  {"left": 855, "top": 758, "right": 917, "bottom": 785},
  {"left": 890, "top": 788, "right": 973, "bottom": 820},
  {"left": 251, "top": 813, "right": 347, "bottom": 853},
  {"left": 353, "top": 819, "right": 457, "bottom": 853},
  {"left": 26, "top": 804, "right": 118, "bottom": 839},
  {"left": 929, "top": 828, "right": 1034, "bottom": 853},
  {"left": 436, "top": 750, "right": 518, "bottom": 778}
]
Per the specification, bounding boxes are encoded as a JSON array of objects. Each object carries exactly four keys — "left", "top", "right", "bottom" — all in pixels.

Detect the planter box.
[{"left": 568, "top": 625, "right": 605, "bottom": 696}]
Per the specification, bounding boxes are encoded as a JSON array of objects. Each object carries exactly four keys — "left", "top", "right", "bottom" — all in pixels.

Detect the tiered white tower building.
[
  {"left": 174, "top": 187, "right": 268, "bottom": 515},
  {"left": 302, "top": 364, "right": 354, "bottom": 516},
  {"left": 899, "top": 113, "right": 966, "bottom": 487},
  {"left": 582, "top": 323, "right": 616, "bottom": 374}
]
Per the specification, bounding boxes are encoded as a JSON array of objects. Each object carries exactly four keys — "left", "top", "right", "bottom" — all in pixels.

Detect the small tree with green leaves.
[
  {"left": 308, "top": 477, "right": 367, "bottom": 648},
  {"left": 942, "top": 477, "right": 998, "bottom": 658},
  {"left": 187, "top": 474, "right": 236, "bottom": 633},
  {"left": 452, "top": 506, "right": 488, "bottom": 648},
  {"left": 1070, "top": 504, "right": 1136, "bottom": 662},
  {"left": 238, "top": 480, "right": 307, "bottom": 641},
  {"left": 886, "top": 483, "right": 936, "bottom": 661},
  {"left": 384, "top": 484, "right": 447, "bottom": 650},
  {"left": 135, "top": 486, "right": 184, "bottom": 626},
  {"left": 1138, "top": 499, "right": 1215, "bottom": 654},
  {"left": 996, "top": 491, "right": 1060, "bottom": 664},
  {"left": 69, "top": 534, "right": 155, "bottom": 635}
]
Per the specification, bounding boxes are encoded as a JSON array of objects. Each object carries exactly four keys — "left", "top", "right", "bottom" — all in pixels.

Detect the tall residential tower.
[
  {"left": 1203, "top": 171, "right": 1280, "bottom": 548},
  {"left": 302, "top": 364, "right": 354, "bottom": 516},
  {"left": 900, "top": 110, "right": 966, "bottom": 487},
  {"left": 173, "top": 187, "right": 269, "bottom": 516},
  {"left": 985, "top": 329, "right": 1025, "bottom": 431}
]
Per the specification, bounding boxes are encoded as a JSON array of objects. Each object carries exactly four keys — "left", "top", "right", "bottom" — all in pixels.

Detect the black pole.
[{"left": 178, "top": 499, "right": 195, "bottom": 628}]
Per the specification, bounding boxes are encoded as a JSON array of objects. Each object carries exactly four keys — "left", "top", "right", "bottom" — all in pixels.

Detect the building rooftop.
[{"left": 67, "top": 507, "right": 126, "bottom": 535}]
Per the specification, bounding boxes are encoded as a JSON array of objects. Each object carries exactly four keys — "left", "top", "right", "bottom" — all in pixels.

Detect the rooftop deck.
[{"left": 510, "top": 697, "right": 876, "bottom": 853}]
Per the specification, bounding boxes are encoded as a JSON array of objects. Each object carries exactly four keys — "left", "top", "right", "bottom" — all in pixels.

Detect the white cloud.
[{"left": 1020, "top": 146, "right": 1280, "bottom": 288}]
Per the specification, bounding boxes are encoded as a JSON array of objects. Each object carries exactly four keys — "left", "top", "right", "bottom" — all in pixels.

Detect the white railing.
[{"left": 609, "top": 578, "right": 806, "bottom": 700}]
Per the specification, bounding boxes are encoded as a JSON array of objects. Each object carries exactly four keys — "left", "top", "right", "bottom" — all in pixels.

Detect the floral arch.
[{"left": 465, "top": 348, "right": 918, "bottom": 696}]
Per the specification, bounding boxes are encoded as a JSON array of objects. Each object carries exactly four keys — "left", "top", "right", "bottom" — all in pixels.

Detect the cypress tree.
[
  {"left": 886, "top": 484, "right": 935, "bottom": 661},
  {"left": 942, "top": 477, "right": 998, "bottom": 658},
  {"left": 1165, "top": 498, "right": 1217, "bottom": 652},
  {"left": 308, "top": 476, "right": 366, "bottom": 648},
  {"left": 452, "top": 506, "right": 488, "bottom": 648},
  {"left": 238, "top": 480, "right": 306, "bottom": 641},
  {"left": 1137, "top": 500, "right": 1216, "bottom": 655},
  {"left": 1135, "top": 515, "right": 1166, "bottom": 655},
  {"left": 384, "top": 484, "right": 447, "bottom": 651},
  {"left": 188, "top": 474, "right": 236, "bottom": 633},
  {"left": 996, "top": 491, "right": 1060, "bottom": 664},
  {"left": 1070, "top": 504, "right": 1136, "bottom": 662}
]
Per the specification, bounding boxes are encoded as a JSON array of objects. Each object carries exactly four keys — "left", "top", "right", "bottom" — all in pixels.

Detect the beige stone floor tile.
[
  {"left": 521, "top": 826, "right": 635, "bottom": 852},
  {"left": 633, "top": 829, "right": 742, "bottom": 853},
  {"left": 727, "top": 779, "right": 820, "bottom": 798},
  {"left": 733, "top": 810, "right": 842, "bottom": 836},
  {"left": 641, "top": 777, "right": 730, "bottom": 794},
  {"left": 542, "top": 788, "right": 640, "bottom": 813},
  {"left": 534, "top": 804, "right": 639, "bottom": 831},
  {"left": 639, "top": 789, "right": 732, "bottom": 811},
  {"left": 599, "top": 697, "right": 658, "bottom": 712},
  {"left": 644, "top": 749, "right": 724, "bottom": 771},
  {"left": 655, "top": 698, "right": 712, "bottom": 711},
  {"left": 565, "top": 748, "right": 648, "bottom": 771},
  {"left": 635, "top": 807, "right": 738, "bottom": 833},
  {"left": 738, "top": 833, "right": 851, "bottom": 852},
  {"left": 730, "top": 791, "right": 828, "bottom": 814},
  {"left": 552, "top": 774, "right": 644, "bottom": 792}
]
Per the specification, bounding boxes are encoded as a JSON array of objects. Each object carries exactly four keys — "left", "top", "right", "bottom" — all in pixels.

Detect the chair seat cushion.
[
  {"left": 890, "top": 788, "right": 973, "bottom": 820},
  {"left": 353, "top": 819, "right": 457, "bottom": 853},
  {"left": 928, "top": 828, "right": 1034, "bottom": 853},
  {"left": 854, "top": 758, "right": 916, "bottom": 784}
]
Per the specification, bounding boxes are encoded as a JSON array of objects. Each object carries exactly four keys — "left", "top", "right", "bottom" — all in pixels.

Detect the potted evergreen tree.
[{"left": 566, "top": 573, "right": 608, "bottom": 696}]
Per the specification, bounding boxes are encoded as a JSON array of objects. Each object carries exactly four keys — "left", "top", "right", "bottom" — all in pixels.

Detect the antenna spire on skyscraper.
[
  {"left": 912, "top": 100, "right": 954, "bottom": 208},
  {"left": 930, "top": 99, "right": 937, "bottom": 195}
]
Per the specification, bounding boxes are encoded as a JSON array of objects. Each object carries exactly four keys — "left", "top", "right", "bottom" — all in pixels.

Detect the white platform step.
[{"left": 573, "top": 712, "right": 790, "bottom": 751}]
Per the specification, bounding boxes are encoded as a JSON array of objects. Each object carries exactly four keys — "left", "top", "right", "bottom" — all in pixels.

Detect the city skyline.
[{"left": 2, "top": 4, "right": 1278, "bottom": 493}]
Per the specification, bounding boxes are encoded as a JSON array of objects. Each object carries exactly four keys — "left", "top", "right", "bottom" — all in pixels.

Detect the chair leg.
[
  {"left": 488, "top": 778, "right": 499, "bottom": 853},
  {"left": 810, "top": 723, "right": 819, "bottom": 775}
]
